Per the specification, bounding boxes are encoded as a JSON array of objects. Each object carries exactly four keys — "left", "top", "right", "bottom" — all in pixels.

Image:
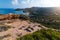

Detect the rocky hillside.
[
  {"left": 24, "top": 7, "right": 60, "bottom": 29},
  {"left": 0, "top": 13, "right": 29, "bottom": 20},
  {"left": 0, "top": 7, "right": 60, "bottom": 40},
  {"left": 0, "top": 16, "right": 44, "bottom": 40}
]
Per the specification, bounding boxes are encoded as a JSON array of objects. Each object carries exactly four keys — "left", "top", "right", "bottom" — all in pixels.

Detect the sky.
[{"left": 0, "top": 0, "right": 60, "bottom": 8}]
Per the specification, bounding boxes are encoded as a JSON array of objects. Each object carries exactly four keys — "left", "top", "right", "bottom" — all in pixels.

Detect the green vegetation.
[
  {"left": 19, "top": 14, "right": 29, "bottom": 20},
  {"left": 24, "top": 7, "right": 60, "bottom": 29},
  {"left": 0, "top": 25, "right": 11, "bottom": 32},
  {"left": 12, "top": 8, "right": 60, "bottom": 40},
  {"left": 17, "top": 29, "right": 60, "bottom": 40},
  {"left": 29, "top": 12, "right": 60, "bottom": 29}
]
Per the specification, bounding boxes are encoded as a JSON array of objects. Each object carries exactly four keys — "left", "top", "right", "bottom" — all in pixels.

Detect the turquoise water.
[{"left": 0, "top": 8, "right": 24, "bottom": 14}]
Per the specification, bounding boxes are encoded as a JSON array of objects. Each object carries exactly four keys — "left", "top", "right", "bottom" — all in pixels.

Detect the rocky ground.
[
  {"left": 0, "top": 14, "right": 58, "bottom": 40},
  {"left": 0, "top": 19, "right": 45, "bottom": 40}
]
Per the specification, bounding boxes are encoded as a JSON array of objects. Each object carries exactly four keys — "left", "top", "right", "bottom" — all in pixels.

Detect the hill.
[
  {"left": 0, "top": 14, "right": 42, "bottom": 40},
  {"left": 24, "top": 7, "right": 60, "bottom": 29},
  {"left": 17, "top": 29, "right": 60, "bottom": 40},
  {"left": 0, "top": 13, "right": 29, "bottom": 20},
  {"left": 0, "top": 7, "right": 60, "bottom": 40}
]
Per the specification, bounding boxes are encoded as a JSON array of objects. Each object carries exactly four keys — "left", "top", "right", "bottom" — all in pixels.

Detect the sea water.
[{"left": 0, "top": 8, "right": 24, "bottom": 14}]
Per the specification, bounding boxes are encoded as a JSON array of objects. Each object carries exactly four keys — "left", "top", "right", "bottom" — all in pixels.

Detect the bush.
[
  {"left": 17, "top": 29, "right": 60, "bottom": 40},
  {"left": 19, "top": 14, "right": 29, "bottom": 20}
]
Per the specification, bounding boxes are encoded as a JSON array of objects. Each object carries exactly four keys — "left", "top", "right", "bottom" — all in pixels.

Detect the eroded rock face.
[
  {"left": 0, "top": 14, "right": 29, "bottom": 20},
  {"left": 0, "top": 14, "right": 20, "bottom": 20}
]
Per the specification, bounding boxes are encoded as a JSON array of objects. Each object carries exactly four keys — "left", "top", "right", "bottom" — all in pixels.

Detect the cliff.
[
  {"left": 0, "top": 14, "right": 20, "bottom": 20},
  {"left": 0, "top": 13, "right": 30, "bottom": 21}
]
